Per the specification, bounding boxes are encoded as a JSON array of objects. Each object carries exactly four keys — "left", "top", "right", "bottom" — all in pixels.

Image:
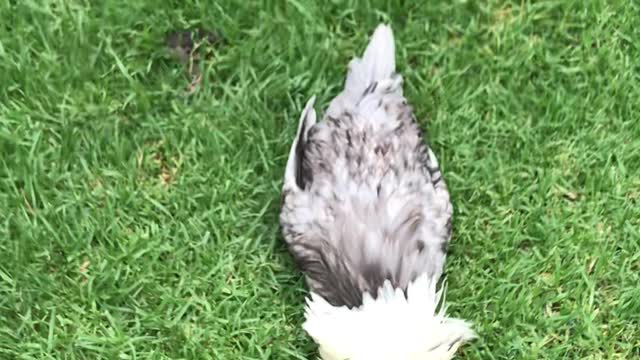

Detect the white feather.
[
  {"left": 284, "top": 95, "right": 316, "bottom": 191},
  {"left": 326, "top": 24, "right": 399, "bottom": 118},
  {"left": 303, "top": 274, "right": 476, "bottom": 360},
  {"left": 347, "top": 23, "right": 396, "bottom": 93}
]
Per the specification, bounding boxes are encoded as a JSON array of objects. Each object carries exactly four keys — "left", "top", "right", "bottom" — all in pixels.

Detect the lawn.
[{"left": 1, "top": 0, "right": 639, "bottom": 359}]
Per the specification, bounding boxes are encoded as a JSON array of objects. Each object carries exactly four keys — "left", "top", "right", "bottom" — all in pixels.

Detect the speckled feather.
[{"left": 280, "top": 25, "right": 453, "bottom": 309}]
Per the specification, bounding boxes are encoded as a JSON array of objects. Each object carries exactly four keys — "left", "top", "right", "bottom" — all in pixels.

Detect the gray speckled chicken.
[{"left": 280, "top": 24, "right": 475, "bottom": 360}]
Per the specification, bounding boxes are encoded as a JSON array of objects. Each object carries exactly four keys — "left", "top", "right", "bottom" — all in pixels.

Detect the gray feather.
[{"left": 280, "top": 25, "right": 452, "bottom": 308}]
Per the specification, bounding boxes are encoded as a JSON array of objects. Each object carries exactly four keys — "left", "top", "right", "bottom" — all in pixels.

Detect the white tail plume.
[
  {"left": 345, "top": 23, "right": 396, "bottom": 95},
  {"left": 327, "top": 24, "right": 398, "bottom": 118}
]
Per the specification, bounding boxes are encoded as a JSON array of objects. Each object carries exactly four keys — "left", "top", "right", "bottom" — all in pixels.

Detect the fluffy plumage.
[
  {"left": 280, "top": 24, "right": 475, "bottom": 359},
  {"left": 304, "top": 275, "right": 475, "bottom": 360}
]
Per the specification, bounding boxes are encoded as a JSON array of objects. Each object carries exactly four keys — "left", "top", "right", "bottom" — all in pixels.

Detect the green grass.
[{"left": 1, "top": 0, "right": 639, "bottom": 359}]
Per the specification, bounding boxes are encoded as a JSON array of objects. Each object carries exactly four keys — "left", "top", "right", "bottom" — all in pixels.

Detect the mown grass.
[{"left": 1, "top": 0, "right": 639, "bottom": 359}]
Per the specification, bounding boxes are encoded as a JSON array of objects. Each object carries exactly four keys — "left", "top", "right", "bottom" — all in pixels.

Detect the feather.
[
  {"left": 281, "top": 23, "right": 451, "bottom": 307},
  {"left": 283, "top": 95, "right": 316, "bottom": 192},
  {"left": 280, "top": 23, "right": 474, "bottom": 359},
  {"left": 303, "top": 274, "right": 476, "bottom": 360},
  {"left": 326, "top": 24, "right": 397, "bottom": 118}
]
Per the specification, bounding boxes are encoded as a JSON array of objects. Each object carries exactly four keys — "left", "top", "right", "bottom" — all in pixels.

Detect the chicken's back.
[{"left": 280, "top": 25, "right": 452, "bottom": 308}]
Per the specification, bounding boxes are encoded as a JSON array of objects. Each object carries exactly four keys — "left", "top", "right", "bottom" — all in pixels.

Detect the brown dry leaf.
[
  {"left": 540, "top": 272, "right": 554, "bottom": 285},
  {"left": 79, "top": 260, "right": 91, "bottom": 273},
  {"left": 165, "top": 28, "right": 221, "bottom": 95},
  {"left": 545, "top": 303, "right": 559, "bottom": 318},
  {"left": 165, "top": 28, "right": 221, "bottom": 64},
  {"left": 90, "top": 178, "right": 103, "bottom": 191},
  {"left": 160, "top": 167, "right": 174, "bottom": 186},
  {"left": 493, "top": 7, "right": 513, "bottom": 24},
  {"left": 185, "top": 72, "right": 202, "bottom": 95},
  {"left": 528, "top": 35, "right": 541, "bottom": 46},
  {"left": 489, "top": 6, "right": 516, "bottom": 34},
  {"left": 563, "top": 191, "right": 579, "bottom": 201},
  {"left": 22, "top": 190, "right": 34, "bottom": 215},
  {"left": 587, "top": 257, "right": 598, "bottom": 275},
  {"left": 540, "top": 333, "right": 558, "bottom": 347},
  {"left": 79, "top": 259, "right": 91, "bottom": 285},
  {"left": 136, "top": 150, "right": 144, "bottom": 169},
  {"left": 152, "top": 152, "right": 163, "bottom": 167}
]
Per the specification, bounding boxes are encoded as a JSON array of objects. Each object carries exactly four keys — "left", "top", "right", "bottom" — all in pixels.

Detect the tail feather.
[
  {"left": 327, "top": 24, "right": 397, "bottom": 118},
  {"left": 345, "top": 24, "right": 396, "bottom": 95},
  {"left": 303, "top": 274, "right": 475, "bottom": 359}
]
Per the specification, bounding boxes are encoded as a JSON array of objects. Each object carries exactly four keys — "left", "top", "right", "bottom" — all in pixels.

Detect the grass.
[{"left": 1, "top": 0, "right": 639, "bottom": 359}]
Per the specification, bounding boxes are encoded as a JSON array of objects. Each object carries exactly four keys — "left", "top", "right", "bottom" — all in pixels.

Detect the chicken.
[{"left": 279, "top": 24, "right": 475, "bottom": 360}]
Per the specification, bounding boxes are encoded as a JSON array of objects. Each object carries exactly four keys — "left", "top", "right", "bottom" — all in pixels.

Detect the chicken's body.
[{"left": 280, "top": 24, "right": 475, "bottom": 359}]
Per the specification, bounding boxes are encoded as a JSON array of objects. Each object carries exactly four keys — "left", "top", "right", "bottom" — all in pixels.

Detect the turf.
[{"left": 1, "top": 0, "right": 639, "bottom": 359}]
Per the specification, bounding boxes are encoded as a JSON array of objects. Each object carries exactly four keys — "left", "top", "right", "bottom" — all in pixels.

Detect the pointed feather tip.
[
  {"left": 282, "top": 94, "right": 317, "bottom": 191},
  {"left": 302, "top": 274, "right": 476, "bottom": 360},
  {"left": 300, "top": 95, "right": 317, "bottom": 131},
  {"left": 302, "top": 96, "right": 317, "bottom": 133},
  {"left": 370, "top": 23, "right": 394, "bottom": 45},
  {"left": 359, "top": 23, "right": 396, "bottom": 85},
  {"left": 304, "top": 95, "right": 317, "bottom": 111}
]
